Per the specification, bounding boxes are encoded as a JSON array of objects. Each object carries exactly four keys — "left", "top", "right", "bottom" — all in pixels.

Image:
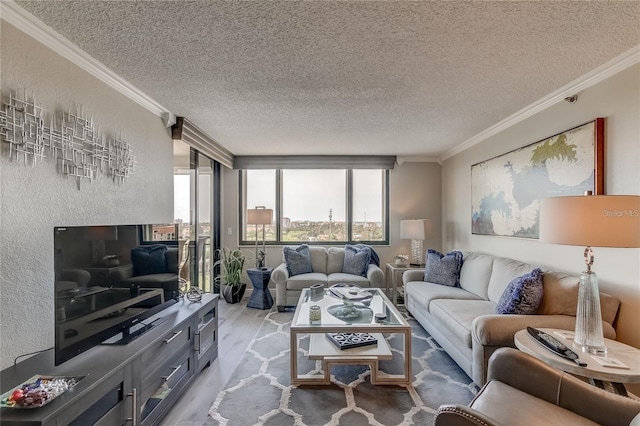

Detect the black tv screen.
[{"left": 53, "top": 224, "right": 180, "bottom": 365}]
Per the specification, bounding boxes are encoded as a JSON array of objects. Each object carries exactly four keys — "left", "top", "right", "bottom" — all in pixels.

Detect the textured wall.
[
  {"left": 0, "top": 24, "right": 174, "bottom": 370},
  {"left": 441, "top": 65, "right": 640, "bottom": 349}
]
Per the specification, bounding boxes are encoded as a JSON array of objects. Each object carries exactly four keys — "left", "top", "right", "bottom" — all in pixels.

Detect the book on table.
[{"left": 327, "top": 332, "right": 377, "bottom": 350}]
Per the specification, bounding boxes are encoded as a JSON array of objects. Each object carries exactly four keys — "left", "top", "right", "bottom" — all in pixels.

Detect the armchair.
[
  {"left": 435, "top": 347, "right": 640, "bottom": 426},
  {"left": 110, "top": 245, "right": 180, "bottom": 301}
]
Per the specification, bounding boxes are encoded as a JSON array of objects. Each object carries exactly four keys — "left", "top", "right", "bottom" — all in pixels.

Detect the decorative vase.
[
  {"left": 222, "top": 283, "right": 247, "bottom": 304},
  {"left": 395, "top": 258, "right": 407, "bottom": 266}
]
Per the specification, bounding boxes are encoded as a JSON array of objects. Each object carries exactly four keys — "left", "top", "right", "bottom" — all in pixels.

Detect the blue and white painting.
[{"left": 471, "top": 121, "right": 597, "bottom": 239}]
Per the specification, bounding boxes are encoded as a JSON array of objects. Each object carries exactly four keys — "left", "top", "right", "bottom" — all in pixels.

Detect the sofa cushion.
[
  {"left": 309, "top": 246, "right": 329, "bottom": 274},
  {"left": 131, "top": 244, "right": 168, "bottom": 276},
  {"left": 284, "top": 244, "right": 313, "bottom": 276},
  {"left": 342, "top": 244, "right": 371, "bottom": 277},
  {"left": 487, "top": 257, "right": 534, "bottom": 303},
  {"left": 166, "top": 247, "right": 179, "bottom": 274},
  {"left": 430, "top": 299, "right": 497, "bottom": 348},
  {"left": 470, "top": 381, "right": 599, "bottom": 426},
  {"left": 424, "top": 249, "right": 464, "bottom": 287},
  {"left": 327, "top": 247, "right": 344, "bottom": 274},
  {"left": 405, "top": 281, "right": 483, "bottom": 312},
  {"left": 459, "top": 252, "right": 494, "bottom": 299},
  {"left": 496, "top": 268, "right": 544, "bottom": 315},
  {"left": 328, "top": 273, "right": 372, "bottom": 287},
  {"left": 537, "top": 271, "right": 579, "bottom": 316},
  {"left": 538, "top": 271, "right": 620, "bottom": 324},
  {"left": 285, "top": 272, "right": 328, "bottom": 290}
]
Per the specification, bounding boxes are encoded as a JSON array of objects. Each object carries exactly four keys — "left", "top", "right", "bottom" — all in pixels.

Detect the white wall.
[
  {"left": 220, "top": 161, "right": 442, "bottom": 273},
  {"left": 442, "top": 65, "right": 640, "bottom": 350},
  {"left": 0, "top": 24, "right": 174, "bottom": 370}
]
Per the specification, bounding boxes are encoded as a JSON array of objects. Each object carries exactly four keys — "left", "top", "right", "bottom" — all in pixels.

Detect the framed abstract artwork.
[{"left": 471, "top": 118, "right": 604, "bottom": 239}]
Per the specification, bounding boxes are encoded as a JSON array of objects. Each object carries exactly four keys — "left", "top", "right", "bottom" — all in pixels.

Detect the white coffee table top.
[
  {"left": 514, "top": 328, "right": 640, "bottom": 384},
  {"left": 291, "top": 287, "right": 409, "bottom": 331}
]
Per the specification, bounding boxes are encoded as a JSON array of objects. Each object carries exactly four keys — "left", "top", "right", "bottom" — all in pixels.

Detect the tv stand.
[
  {"left": 103, "top": 316, "right": 168, "bottom": 345},
  {"left": 0, "top": 294, "right": 218, "bottom": 426}
]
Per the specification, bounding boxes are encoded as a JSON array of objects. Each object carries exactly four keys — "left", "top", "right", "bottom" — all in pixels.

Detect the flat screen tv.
[{"left": 53, "top": 224, "right": 180, "bottom": 365}]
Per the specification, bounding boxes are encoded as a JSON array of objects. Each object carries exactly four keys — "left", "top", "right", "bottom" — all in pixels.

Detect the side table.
[
  {"left": 514, "top": 328, "right": 640, "bottom": 396},
  {"left": 247, "top": 267, "right": 274, "bottom": 309},
  {"left": 385, "top": 263, "right": 424, "bottom": 306}
]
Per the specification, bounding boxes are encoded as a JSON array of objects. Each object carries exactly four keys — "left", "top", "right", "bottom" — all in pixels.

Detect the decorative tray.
[
  {"left": 328, "top": 284, "right": 373, "bottom": 301},
  {"left": 0, "top": 375, "right": 84, "bottom": 409},
  {"left": 327, "top": 304, "right": 373, "bottom": 324},
  {"left": 327, "top": 332, "right": 377, "bottom": 350}
]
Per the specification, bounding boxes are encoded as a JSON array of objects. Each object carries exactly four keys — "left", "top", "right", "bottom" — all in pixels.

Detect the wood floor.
[{"left": 159, "top": 291, "right": 272, "bottom": 426}]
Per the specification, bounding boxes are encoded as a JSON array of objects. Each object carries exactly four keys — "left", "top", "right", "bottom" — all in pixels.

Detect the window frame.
[{"left": 239, "top": 169, "right": 389, "bottom": 245}]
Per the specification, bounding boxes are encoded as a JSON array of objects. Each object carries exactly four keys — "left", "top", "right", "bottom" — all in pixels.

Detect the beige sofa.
[
  {"left": 435, "top": 347, "right": 640, "bottom": 426},
  {"left": 404, "top": 250, "right": 620, "bottom": 386},
  {"left": 272, "top": 246, "right": 384, "bottom": 311}
]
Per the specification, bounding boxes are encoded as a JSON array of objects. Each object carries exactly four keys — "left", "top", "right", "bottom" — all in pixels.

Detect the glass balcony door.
[{"left": 174, "top": 142, "right": 220, "bottom": 293}]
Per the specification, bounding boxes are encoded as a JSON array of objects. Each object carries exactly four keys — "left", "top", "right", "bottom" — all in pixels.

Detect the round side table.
[
  {"left": 514, "top": 328, "right": 640, "bottom": 396},
  {"left": 247, "top": 267, "right": 274, "bottom": 309}
]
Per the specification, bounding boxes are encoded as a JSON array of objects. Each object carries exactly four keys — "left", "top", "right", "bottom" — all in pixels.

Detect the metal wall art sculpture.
[{"left": 0, "top": 90, "right": 135, "bottom": 188}]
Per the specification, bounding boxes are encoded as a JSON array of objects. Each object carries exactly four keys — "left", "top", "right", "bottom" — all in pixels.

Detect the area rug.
[{"left": 208, "top": 311, "right": 478, "bottom": 426}]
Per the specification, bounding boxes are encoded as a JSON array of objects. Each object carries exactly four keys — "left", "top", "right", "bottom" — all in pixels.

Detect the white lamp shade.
[
  {"left": 539, "top": 195, "right": 640, "bottom": 248},
  {"left": 247, "top": 208, "right": 273, "bottom": 225},
  {"left": 400, "top": 219, "right": 432, "bottom": 241}
]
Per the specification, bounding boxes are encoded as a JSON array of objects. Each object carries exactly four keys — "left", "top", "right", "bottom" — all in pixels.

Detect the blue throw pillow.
[
  {"left": 342, "top": 244, "right": 371, "bottom": 277},
  {"left": 352, "top": 243, "right": 380, "bottom": 266},
  {"left": 423, "top": 249, "right": 464, "bottom": 287},
  {"left": 284, "top": 244, "right": 313, "bottom": 277},
  {"left": 131, "top": 244, "right": 168, "bottom": 276},
  {"left": 496, "top": 268, "right": 544, "bottom": 315}
]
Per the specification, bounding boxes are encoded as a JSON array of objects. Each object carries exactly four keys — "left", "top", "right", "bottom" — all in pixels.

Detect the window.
[
  {"left": 352, "top": 169, "right": 385, "bottom": 242},
  {"left": 241, "top": 169, "right": 388, "bottom": 244}
]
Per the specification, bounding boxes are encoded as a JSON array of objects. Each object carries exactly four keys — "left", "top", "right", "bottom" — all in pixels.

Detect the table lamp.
[
  {"left": 247, "top": 206, "right": 273, "bottom": 268},
  {"left": 400, "top": 219, "right": 432, "bottom": 267},
  {"left": 539, "top": 194, "right": 640, "bottom": 353}
]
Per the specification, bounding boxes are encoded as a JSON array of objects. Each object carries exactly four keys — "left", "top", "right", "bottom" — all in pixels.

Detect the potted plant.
[{"left": 214, "top": 247, "right": 248, "bottom": 304}]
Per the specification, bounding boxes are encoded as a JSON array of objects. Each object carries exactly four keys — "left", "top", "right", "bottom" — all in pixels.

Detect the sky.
[{"left": 174, "top": 170, "right": 384, "bottom": 223}]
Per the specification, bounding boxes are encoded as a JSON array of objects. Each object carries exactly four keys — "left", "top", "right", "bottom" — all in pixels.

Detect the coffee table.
[{"left": 290, "top": 287, "right": 412, "bottom": 386}]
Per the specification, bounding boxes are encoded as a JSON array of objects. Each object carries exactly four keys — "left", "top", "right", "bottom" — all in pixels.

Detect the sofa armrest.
[
  {"left": 472, "top": 314, "right": 615, "bottom": 347},
  {"left": 271, "top": 263, "right": 289, "bottom": 286},
  {"left": 273, "top": 263, "right": 290, "bottom": 308},
  {"left": 110, "top": 264, "right": 133, "bottom": 283},
  {"left": 435, "top": 404, "right": 502, "bottom": 426},
  {"left": 471, "top": 314, "right": 616, "bottom": 386},
  {"left": 366, "top": 264, "right": 384, "bottom": 287},
  {"left": 488, "top": 348, "right": 640, "bottom": 426},
  {"left": 403, "top": 269, "right": 424, "bottom": 284}
]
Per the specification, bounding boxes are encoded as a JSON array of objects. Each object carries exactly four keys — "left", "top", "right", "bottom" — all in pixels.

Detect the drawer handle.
[
  {"left": 163, "top": 330, "right": 182, "bottom": 344},
  {"left": 195, "top": 332, "right": 201, "bottom": 353},
  {"left": 162, "top": 364, "right": 182, "bottom": 382},
  {"left": 126, "top": 388, "right": 137, "bottom": 425}
]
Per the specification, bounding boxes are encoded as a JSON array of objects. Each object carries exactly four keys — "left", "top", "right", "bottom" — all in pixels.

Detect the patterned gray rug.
[{"left": 209, "top": 311, "right": 478, "bottom": 426}]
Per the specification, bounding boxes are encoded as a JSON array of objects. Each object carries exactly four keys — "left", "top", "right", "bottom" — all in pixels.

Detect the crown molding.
[
  {"left": 1, "top": 1, "right": 176, "bottom": 127},
  {"left": 396, "top": 156, "right": 441, "bottom": 165},
  {"left": 440, "top": 44, "right": 640, "bottom": 162}
]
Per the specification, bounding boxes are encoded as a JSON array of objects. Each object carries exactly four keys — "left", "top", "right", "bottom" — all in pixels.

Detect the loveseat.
[
  {"left": 404, "top": 250, "right": 620, "bottom": 386},
  {"left": 272, "top": 245, "right": 384, "bottom": 311},
  {"left": 435, "top": 347, "right": 640, "bottom": 426}
]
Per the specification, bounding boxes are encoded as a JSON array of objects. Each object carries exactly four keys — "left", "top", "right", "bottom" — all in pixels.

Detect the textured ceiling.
[{"left": 13, "top": 1, "right": 640, "bottom": 158}]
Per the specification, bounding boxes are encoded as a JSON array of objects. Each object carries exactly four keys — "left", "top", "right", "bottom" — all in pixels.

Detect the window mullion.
[
  {"left": 347, "top": 169, "right": 353, "bottom": 242},
  {"left": 276, "top": 169, "right": 282, "bottom": 242}
]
